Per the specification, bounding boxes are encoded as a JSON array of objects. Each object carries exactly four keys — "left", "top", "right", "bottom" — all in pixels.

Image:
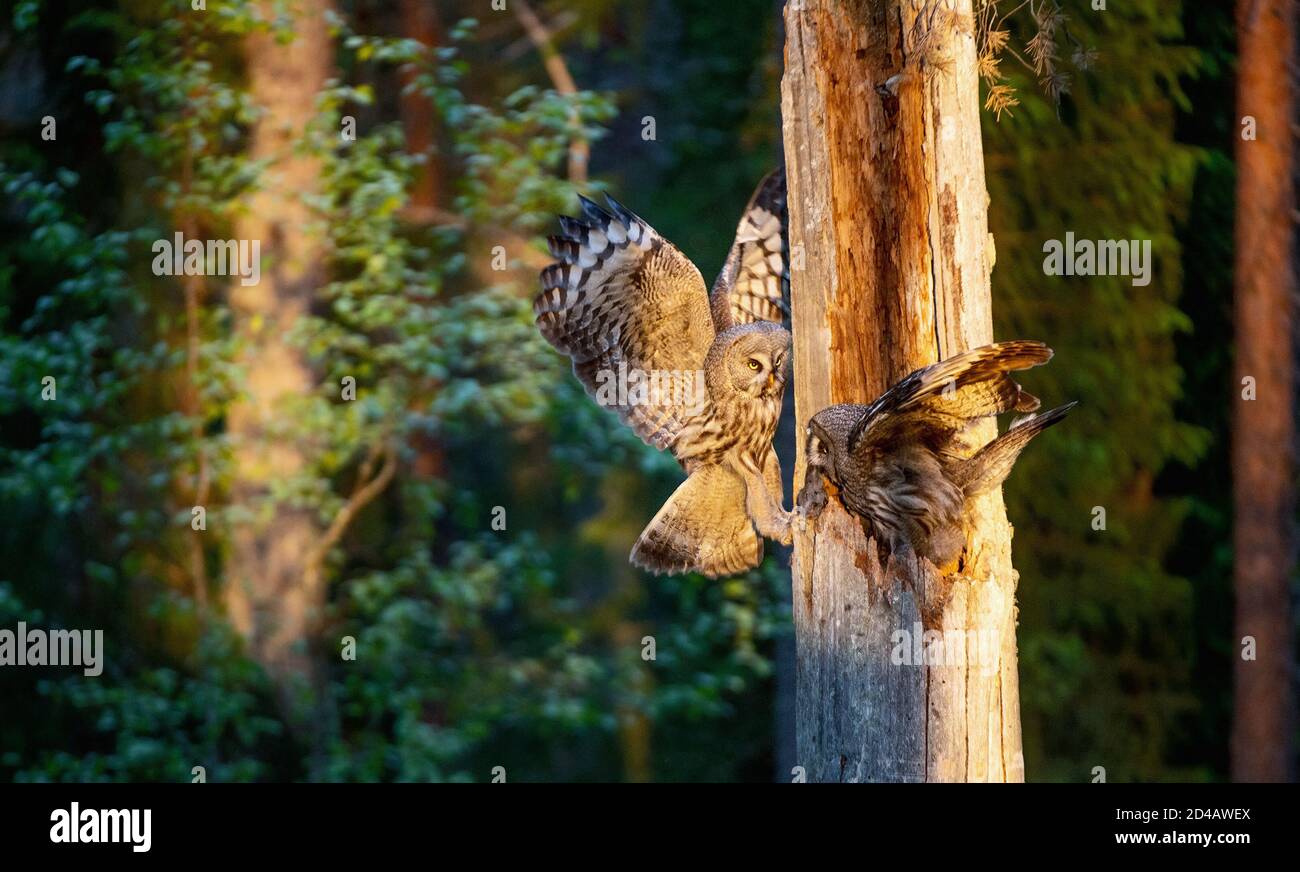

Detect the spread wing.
[
  {"left": 535, "top": 195, "right": 715, "bottom": 455},
  {"left": 709, "top": 169, "right": 789, "bottom": 331},
  {"left": 847, "top": 340, "right": 1052, "bottom": 454}
]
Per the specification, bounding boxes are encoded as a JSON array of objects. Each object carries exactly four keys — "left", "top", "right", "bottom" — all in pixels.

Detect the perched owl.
[
  {"left": 796, "top": 340, "right": 1075, "bottom": 570},
  {"left": 534, "top": 170, "right": 792, "bottom": 578}
]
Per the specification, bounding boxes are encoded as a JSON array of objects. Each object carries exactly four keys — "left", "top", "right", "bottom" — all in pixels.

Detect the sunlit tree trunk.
[
  {"left": 224, "top": 0, "right": 334, "bottom": 712},
  {"left": 782, "top": 0, "right": 1023, "bottom": 782},
  {"left": 1231, "top": 0, "right": 1295, "bottom": 784}
]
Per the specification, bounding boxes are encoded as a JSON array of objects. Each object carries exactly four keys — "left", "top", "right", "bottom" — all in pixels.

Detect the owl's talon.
[
  {"left": 777, "top": 516, "right": 794, "bottom": 547},
  {"left": 760, "top": 510, "right": 794, "bottom": 546}
]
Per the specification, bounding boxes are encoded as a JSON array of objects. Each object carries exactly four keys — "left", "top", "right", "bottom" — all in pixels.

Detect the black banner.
[{"left": 0, "top": 784, "right": 1287, "bottom": 859}]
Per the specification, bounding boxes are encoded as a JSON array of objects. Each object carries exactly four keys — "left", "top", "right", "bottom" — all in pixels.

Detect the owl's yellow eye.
[{"left": 747, "top": 359, "right": 761, "bottom": 371}]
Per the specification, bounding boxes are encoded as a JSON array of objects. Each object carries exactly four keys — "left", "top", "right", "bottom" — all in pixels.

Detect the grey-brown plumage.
[
  {"left": 535, "top": 171, "right": 792, "bottom": 578},
  {"left": 796, "top": 340, "right": 1075, "bottom": 569}
]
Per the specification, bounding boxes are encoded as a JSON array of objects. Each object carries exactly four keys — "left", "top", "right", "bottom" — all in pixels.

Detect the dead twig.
[
  {"left": 512, "top": 0, "right": 589, "bottom": 184},
  {"left": 304, "top": 438, "right": 399, "bottom": 595}
]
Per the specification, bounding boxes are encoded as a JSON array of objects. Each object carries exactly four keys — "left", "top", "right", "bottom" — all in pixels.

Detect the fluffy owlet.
[
  {"left": 535, "top": 170, "right": 793, "bottom": 577},
  {"left": 796, "top": 340, "right": 1075, "bottom": 571}
]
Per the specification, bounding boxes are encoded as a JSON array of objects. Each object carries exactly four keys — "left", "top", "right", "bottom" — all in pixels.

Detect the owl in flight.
[
  {"left": 797, "top": 340, "right": 1075, "bottom": 572},
  {"left": 535, "top": 170, "right": 792, "bottom": 578}
]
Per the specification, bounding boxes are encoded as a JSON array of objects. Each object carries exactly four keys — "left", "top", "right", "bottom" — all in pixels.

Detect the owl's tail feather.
[
  {"left": 955, "top": 401, "right": 1077, "bottom": 498},
  {"left": 631, "top": 464, "right": 762, "bottom": 578}
]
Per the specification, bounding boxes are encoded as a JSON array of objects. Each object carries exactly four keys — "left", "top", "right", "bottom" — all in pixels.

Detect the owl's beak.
[{"left": 767, "top": 373, "right": 777, "bottom": 391}]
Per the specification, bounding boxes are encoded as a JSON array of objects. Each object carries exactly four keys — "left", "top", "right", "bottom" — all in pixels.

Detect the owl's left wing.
[
  {"left": 535, "top": 195, "right": 716, "bottom": 456},
  {"left": 709, "top": 169, "right": 789, "bottom": 331},
  {"left": 847, "top": 340, "right": 1053, "bottom": 454}
]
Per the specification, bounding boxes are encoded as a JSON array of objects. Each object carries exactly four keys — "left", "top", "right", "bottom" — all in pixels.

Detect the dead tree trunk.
[
  {"left": 225, "top": 0, "right": 334, "bottom": 713},
  {"left": 782, "top": 0, "right": 1023, "bottom": 782},
  {"left": 1230, "top": 0, "right": 1295, "bottom": 783}
]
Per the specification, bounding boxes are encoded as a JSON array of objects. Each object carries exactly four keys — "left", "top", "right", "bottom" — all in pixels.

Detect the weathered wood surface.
[{"left": 782, "top": 0, "right": 1023, "bottom": 782}]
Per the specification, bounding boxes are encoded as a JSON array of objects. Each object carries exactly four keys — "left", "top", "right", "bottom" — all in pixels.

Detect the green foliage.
[
  {"left": 1, "top": 0, "right": 785, "bottom": 783},
  {"left": 982, "top": 0, "right": 1220, "bottom": 781},
  {"left": 2, "top": 582, "right": 285, "bottom": 784},
  {"left": 0, "top": 0, "right": 1232, "bottom": 783}
]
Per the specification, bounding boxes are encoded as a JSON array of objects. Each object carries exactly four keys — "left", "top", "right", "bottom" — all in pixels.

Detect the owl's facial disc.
[{"left": 714, "top": 325, "right": 791, "bottom": 398}]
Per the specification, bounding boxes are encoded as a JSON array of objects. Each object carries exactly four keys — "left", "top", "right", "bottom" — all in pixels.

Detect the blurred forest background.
[{"left": 0, "top": 0, "right": 1258, "bottom": 781}]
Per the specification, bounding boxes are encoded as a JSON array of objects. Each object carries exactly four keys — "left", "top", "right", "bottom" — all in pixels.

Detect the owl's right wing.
[
  {"left": 709, "top": 169, "right": 789, "bottom": 331},
  {"left": 847, "top": 340, "right": 1053, "bottom": 453},
  {"left": 536, "top": 195, "right": 716, "bottom": 454}
]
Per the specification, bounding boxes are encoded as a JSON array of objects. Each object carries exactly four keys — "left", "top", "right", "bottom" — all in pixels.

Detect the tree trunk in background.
[
  {"left": 399, "top": 0, "right": 445, "bottom": 220},
  {"left": 1231, "top": 0, "right": 1295, "bottom": 784},
  {"left": 225, "top": 0, "right": 333, "bottom": 714},
  {"left": 782, "top": 0, "right": 1023, "bottom": 781},
  {"left": 398, "top": 0, "right": 448, "bottom": 482}
]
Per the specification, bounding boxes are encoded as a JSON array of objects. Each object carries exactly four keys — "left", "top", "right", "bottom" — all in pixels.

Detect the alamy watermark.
[
  {"left": 591, "top": 363, "right": 707, "bottom": 416},
  {"left": 151, "top": 232, "right": 261, "bottom": 287},
  {"left": 0, "top": 622, "right": 103, "bottom": 676},
  {"left": 1042, "top": 232, "right": 1151, "bottom": 287},
  {"left": 50, "top": 803, "right": 150, "bottom": 853},
  {"left": 891, "top": 622, "right": 1001, "bottom": 673}
]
